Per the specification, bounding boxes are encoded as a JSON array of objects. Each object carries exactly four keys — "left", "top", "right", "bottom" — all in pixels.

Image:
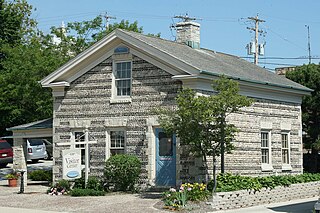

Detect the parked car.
[
  {"left": 0, "top": 139, "right": 13, "bottom": 168},
  {"left": 26, "top": 139, "right": 47, "bottom": 163},
  {"left": 42, "top": 139, "right": 53, "bottom": 160}
]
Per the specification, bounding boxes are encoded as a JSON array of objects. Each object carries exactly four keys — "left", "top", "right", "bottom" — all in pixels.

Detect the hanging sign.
[{"left": 62, "top": 149, "right": 82, "bottom": 180}]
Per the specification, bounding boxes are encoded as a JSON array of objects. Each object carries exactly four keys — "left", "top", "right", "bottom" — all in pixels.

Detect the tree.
[
  {"left": 157, "top": 76, "right": 252, "bottom": 191},
  {"left": 286, "top": 64, "right": 320, "bottom": 151},
  {"left": 50, "top": 18, "right": 146, "bottom": 56},
  {"left": 0, "top": 0, "right": 157, "bottom": 136}
]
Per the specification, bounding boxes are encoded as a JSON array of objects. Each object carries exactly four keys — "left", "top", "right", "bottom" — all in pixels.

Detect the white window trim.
[
  {"left": 261, "top": 130, "right": 273, "bottom": 171},
  {"left": 281, "top": 131, "right": 292, "bottom": 171},
  {"left": 105, "top": 129, "right": 126, "bottom": 160},
  {"left": 111, "top": 60, "right": 132, "bottom": 103}
]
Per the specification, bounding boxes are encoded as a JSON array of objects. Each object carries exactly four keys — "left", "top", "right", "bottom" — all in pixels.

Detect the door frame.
[{"left": 155, "top": 128, "right": 177, "bottom": 186}]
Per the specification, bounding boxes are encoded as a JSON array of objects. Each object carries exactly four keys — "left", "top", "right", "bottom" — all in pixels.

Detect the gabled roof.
[
  {"left": 41, "top": 29, "right": 312, "bottom": 93},
  {"left": 7, "top": 118, "right": 53, "bottom": 131}
]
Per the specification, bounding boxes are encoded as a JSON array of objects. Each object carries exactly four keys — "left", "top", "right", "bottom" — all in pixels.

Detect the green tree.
[
  {"left": 286, "top": 64, "right": 320, "bottom": 151},
  {"left": 157, "top": 76, "right": 252, "bottom": 191},
  {"left": 0, "top": 0, "right": 157, "bottom": 136},
  {"left": 51, "top": 18, "right": 146, "bottom": 56}
]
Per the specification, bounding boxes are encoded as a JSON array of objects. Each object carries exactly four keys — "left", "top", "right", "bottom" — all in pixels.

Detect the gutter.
[{"left": 199, "top": 70, "right": 313, "bottom": 94}]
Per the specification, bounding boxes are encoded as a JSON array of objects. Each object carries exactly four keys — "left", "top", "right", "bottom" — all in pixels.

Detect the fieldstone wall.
[
  {"left": 52, "top": 54, "right": 182, "bottom": 185},
  {"left": 210, "top": 181, "right": 320, "bottom": 211},
  {"left": 52, "top": 50, "right": 303, "bottom": 185}
]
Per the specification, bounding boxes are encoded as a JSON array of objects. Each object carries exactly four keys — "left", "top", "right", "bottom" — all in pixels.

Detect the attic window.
[{"left": 114, "top": 46, "right": 129, "bottom": 54}]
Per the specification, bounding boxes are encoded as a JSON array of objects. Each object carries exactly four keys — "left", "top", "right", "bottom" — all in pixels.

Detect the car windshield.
[
  {"left": 28, "top": 139, "right": 44, "bottom": 146},
  {"left": 0, "top": 141, "right": 11, "bottom": 149}
]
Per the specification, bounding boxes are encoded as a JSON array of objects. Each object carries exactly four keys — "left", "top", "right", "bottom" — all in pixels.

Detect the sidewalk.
[{"left": 214, "top": 197, "right": 318, "bottom": 213}]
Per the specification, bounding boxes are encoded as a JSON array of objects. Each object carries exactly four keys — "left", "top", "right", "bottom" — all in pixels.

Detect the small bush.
[
  {"left": 74, "top": 176, "right": 104, "bottom": 191},
  {"left": 207, "top": 173, "right": 320, "bottom": 192},
  {"left": 69, "top": 188, "right": 105, "bottom": 197},
  {"left": 29, "top": 170, "right": 52, "bottom": 182},
  {"left": 104, "top": 154, "right": 141, "bottom": 191}
]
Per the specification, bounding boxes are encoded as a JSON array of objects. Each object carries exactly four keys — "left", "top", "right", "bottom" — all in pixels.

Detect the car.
[
  {"left": 42, "top": 139, "right": 53, "bottom": 160},
  {"left": 26, "top": 138, "right": 47, "bottom": 163},
  {"left": 0, "top": 139, "right": 13, "bottom": 168}
]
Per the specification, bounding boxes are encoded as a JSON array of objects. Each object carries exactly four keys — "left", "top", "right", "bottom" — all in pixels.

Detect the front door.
[{"left": 155, "top": 128, "right": 176, "bottom": 186}]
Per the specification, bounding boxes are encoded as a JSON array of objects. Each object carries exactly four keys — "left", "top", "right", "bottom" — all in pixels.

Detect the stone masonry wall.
[
  {"left": 52, "top": 54, "right": 182, "bottom": 185},
  {"left": 210, "top": 181, "right": 320, "bottom": 211},
  {"left": 52, "top": 52, "right": 303, "bottom": 185}
]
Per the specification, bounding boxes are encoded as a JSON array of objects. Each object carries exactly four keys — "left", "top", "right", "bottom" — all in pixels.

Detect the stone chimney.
[{"left": 176, "top": 21, "right": 200, "bottom": 49}]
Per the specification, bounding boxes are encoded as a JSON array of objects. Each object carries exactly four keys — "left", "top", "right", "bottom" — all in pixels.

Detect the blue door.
[{"left": 155, "top": 128, "right": 176, "bottom": 186}]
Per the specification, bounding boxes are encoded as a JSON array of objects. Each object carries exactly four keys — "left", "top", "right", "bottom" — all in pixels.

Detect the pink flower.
[{"left": 187, "top": 187, "right": 192, "bottom": 191}]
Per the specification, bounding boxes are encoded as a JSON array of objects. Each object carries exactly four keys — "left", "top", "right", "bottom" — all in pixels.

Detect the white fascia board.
[
  {"left": 116, "top": 30, "right": 199, "bottom": 75},
  {"left": 42, "top": 81, "right": 70, "bottom": 88},
  {"left": 173, "top": 74, "right": 305, "bottom": 104},
  {"left": 40, "top": 32, "right": 118, "bottom": 86}
]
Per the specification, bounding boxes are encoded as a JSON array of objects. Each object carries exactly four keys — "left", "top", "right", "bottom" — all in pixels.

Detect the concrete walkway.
[
  {"left": 214, "top": 197, "right": 318, "bottom": 213},
  {"left": 0, "top": 206, "right": 66, "bottom": 213}
]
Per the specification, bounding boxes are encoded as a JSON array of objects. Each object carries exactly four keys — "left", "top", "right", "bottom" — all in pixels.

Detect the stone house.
[{"left": 40, "top": 20, "right": 311, "bottom": 187}]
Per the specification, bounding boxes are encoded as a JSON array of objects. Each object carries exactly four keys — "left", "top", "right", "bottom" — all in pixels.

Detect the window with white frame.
[
  {"left": 114, "top": 61, "right": 131, "bottom": 97},
  {"left": 110, "top": 130, "right": 126, "bottom": 156},
  {"left": 261, "top": 131, "right": 271, "bottom": 164},
  {"left": 74, "top": 131, "right": 85, "bottom": 164},
  {"left": 281, "top": 132, "right": 290, "bottom": 164}
]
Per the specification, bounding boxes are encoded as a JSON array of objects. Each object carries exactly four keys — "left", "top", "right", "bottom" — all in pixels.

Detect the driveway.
[{"left": 0, "top": 180, "right": 165, "bottom": 213}]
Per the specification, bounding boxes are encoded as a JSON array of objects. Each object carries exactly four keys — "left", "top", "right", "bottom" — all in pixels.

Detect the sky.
[{"left": 27, "top": 0, "right": 320, "bottom": 71}]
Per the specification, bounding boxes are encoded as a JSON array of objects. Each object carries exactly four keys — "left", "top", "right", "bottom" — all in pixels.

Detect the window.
[
  {"left": 110, "top": 130, "right": 126, "bottom": 156},
  {"left": 281, "top": 133, "right": 290, "bottom": 164},
  {"left": 115, "top": 62, "right": 131, "bottom": 97},
  {"left": 261, "top": 132, "right": 271, "bottom": 164},
  {"left": 74, "top": 131, "right": 85, "bottom": 164},
  {"left": 158, "top": 132, "right": 173, "bottom": 156}
]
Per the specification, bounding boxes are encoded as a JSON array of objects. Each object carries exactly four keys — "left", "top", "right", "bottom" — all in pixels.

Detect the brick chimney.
[{"left": 176, "top": 21, "right": 200, "bottom": 49}]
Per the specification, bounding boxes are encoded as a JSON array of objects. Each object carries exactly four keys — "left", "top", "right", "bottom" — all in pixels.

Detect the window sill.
[
  {"left": 110, "top": 97, "right": 132, "bottom": 104},
  {"left": 261, "top": 164, "right": 273, "bottom": 172},
  {"left": 282, "top": 164, "right": 292, "bottom": 171}
]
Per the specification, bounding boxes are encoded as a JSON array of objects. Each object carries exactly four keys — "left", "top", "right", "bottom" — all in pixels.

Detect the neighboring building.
[
  {"left": 275, "top": 66, "right": 297, "bottom": 75},
  {"left": 6, "top": 118, "right": 53, "bottom": 159},
  {"left": 40, "top": 20, "right": 311, "bottom": 187}
]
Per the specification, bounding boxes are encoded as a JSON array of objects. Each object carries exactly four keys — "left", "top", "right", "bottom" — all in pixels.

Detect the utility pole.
[
  {"left": 247, "top": 14, "right": 265, "bottom": 65},
  {"left": 305, "top": 25, "right": 312, "bottom": 64},
  {"left": 104, "top": 12, "right": 116, "bottom": 31}
]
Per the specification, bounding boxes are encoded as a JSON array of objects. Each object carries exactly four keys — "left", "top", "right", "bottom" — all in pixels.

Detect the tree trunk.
[
  {"left": 212, "top": 154, "right": 217, "bottom": 194},
  {"left": 220, "top": 114, "right": 226, "bottom": 173}
]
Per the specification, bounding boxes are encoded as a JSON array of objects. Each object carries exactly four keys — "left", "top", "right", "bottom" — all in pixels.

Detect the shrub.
[
  {"left": 104, "top": 154, "right": 141, "bottom": 192},
  {"left": 69, "top": 188, "right": 105, "bottom": 197},
  {"left": 29, "top": 170, "right": 52, "bottom": 182},
  {"left": 74, "top": 176, "right": 104, "bottom": 191},
  {"left": 207, "top": 173, "right": 320, "bottom": 192}
]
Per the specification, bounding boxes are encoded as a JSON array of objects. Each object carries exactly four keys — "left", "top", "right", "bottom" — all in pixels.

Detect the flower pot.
[{"left": 8, "top": 178, "right": 17, "bottom": 187}]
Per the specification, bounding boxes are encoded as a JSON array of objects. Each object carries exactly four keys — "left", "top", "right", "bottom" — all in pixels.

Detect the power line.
[
  {"left": 261, "top": 23, "right": 307, "bottom": 51},
  {"left": 258, "top": 62, "right": 301, "bottom": 66},
  {"left": 241, "top": 56, "right": 320, "bottom": 60}
]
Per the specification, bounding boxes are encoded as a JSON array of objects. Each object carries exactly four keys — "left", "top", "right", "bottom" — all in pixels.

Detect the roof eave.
[{"left": 199, "top": 70, "right": 313, "bottom": 95}]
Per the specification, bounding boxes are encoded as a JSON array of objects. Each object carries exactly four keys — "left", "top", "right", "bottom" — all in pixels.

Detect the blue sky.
[{"left": 27, "top": 0, "right": 320, "bottom": 70}]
